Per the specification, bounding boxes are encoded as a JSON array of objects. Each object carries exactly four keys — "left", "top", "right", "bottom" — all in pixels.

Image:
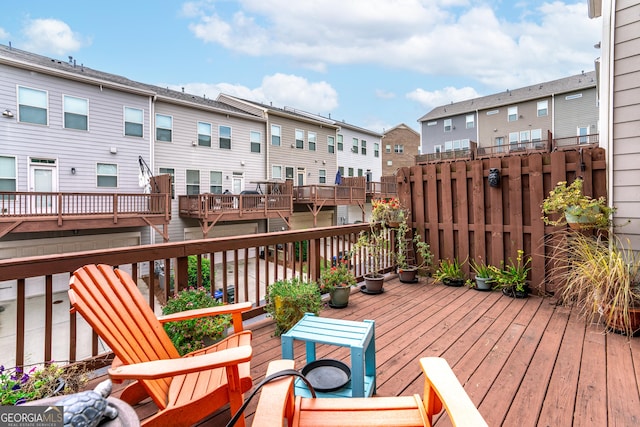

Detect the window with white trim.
[
  {"left": 352, "top": 138, "right": 359, "bottom": 153},
  {"left": 272, "top": 165, "right": 282, "bottom": 180},
  {"left": 18, "top": 86, "right": 48, "bottom": 125},
  {"left": 466, "top": 114, "right": 474, "bottom": 129},
  {"left": 444, "top": 118, "right": 452, "bottom": 132},
  {"left": 338, "top": 166, "right": 344, "bottom": 176},
  {"left": 97, "top": 163, "right": 118, "bottom": 188},
  {"left": 63, "top": 95, "right": 88, "bottom": 130},
  {"left": 386, "top": 160, "right": 393, "bottom": 166},
  {"left": 156, "top": 114, "right": 172, "bottom": 142},
  {"left": 374, "top": 143, "right": 379, "bottom": 158},
  {"left": 328, "top": 136, "right": 335, "bottom": 153},
  {"left": 295, "top": 129, "right": 304, "bottom": 149},
  {"left": 509, "top": 132, "right": 519, "bottom": 145},
  {"left": 361, "top": 140, "right": 366, "bottom": 155},
  {"left": 308, "top": 132, "right": 316, "bottom": 151},
  {"left": 532, "top": 129, "right": 542, "bottom": 142},
  {"left": 337, "top": 134, "right": 344, "bottom": 151},
  {"left": 271, "top": 125, "right": 281, "bottom": 146},
  {"left": 250, "top": 131, "right": 261, "bottom": 153},
  {"left": 434, "top": 145, "right": 442, "bottom": 153},
  {"left": 394, "top": 144, "right": 404, "bottom": 154},
  {"left": 520, "top": 130, "right": 530, "bottom": 144},
  {"left": 210, "top": 171, "right": 222, "bottom": 194},
  {"left": 385, "top": 144, "right": 391, "bottom": 153},
  {"left": 358, "top": 168, "right": 363, "bottom": 177},
  {"left": 186, "top": 169, "right": 200, "bottom": 195},
  {"left": 508, "top": 107, "right": 518, "bottom": 122},
  {"left": 578, "top": 126, "right": 589, "bottom": 144},
  {"left": 198, "top": 122, "right": 212, "bottom": 147},
  {"left": 124, "top": 107, "right": 143, "bottom": 137},
  {"left": 319, "top": 169, "right": 326, "bottom": 184},
  {"left": 0, "top": 156, "right": 17, "bottom": 195},
  {"left": 285, "top": 167, "right": 294, "bottom": 182},
  {"left": 347, "top": 167, "right": 353, "bottom": 176},
  {"left": 219, "top": 125, "right": 231, "bottom": 149},
  {"left": 537, "top": 100, "right": 548, "bottom": 117},
  {"left": 496, "top": 137, "right": 505, "bottom": 153}
]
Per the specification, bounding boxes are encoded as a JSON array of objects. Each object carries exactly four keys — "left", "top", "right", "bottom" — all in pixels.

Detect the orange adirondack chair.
[
  {"left": 68, "top": 264, "right": 253, "bottom": 427},
  {"left": 253, "top": 358, "right": 488, "bottom": 427}
]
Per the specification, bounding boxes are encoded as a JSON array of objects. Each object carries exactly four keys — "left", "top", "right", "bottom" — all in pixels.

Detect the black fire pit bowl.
[{"left": 301, "top": 359, "right": 351, "bottom": 392}]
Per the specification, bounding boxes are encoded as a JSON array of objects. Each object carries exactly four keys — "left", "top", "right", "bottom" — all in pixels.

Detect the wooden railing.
[
  {"left": 553, "top": 133, "right": 599, "bottom": 149},
  {"left": 293, "top": 185, "right": 366, "bottom": 205},
  {"left": 0, "top": 192, "right": 169, "bottom": 217},
  {"left": 475, "top": 139, "right": 551, "bottom": 158},
  {"left": 0, "top": 223, "right": 398, "bottom": 369},
  {"left": 178, "top": 193, "right": 293, "bottom": 218},
  {"left": 367, "top": 181, "right": 397, "bottom": 198}
]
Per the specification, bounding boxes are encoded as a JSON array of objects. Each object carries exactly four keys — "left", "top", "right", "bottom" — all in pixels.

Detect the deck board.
[{"left": 97, "top": 276, "right": 640, "bottom": 426}]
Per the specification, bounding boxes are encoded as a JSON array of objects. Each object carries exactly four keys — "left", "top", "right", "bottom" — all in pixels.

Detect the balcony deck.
[{"left": 97, "top": 275, "right": 640, "bottom": 426}]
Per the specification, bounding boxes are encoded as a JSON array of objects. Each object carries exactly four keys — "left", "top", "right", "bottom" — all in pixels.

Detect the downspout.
[
  {"left": 601, "top": 0, "right": 615, "bottom": 217},
  {"left": 149, "top": 94, "right": 156, "bottom": 245}
]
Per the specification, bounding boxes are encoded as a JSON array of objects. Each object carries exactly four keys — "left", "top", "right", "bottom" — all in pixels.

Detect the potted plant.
[
  {"left": 371, "top": 197, "right": 403, "bottom": 228},
  {"left": 353, "top": 226, "right": 389, "bottom": 293},
  {"left": 552, "top": 231, "right": 640, "bottom": 336},
  {"left": 542, "top": 179, "right": 614, "bottom": 230},
  {"left": 318, "top": 260, "right": 357, "bottom": 308},
  {"left": 161, "top": 286, "right": 232, "bottom": 355},
  {"left": 396, "top": 211, "right": 433, "bottom": 283},
  {"left": 433, "top": 258, "right": 466, "bottom": 287},
  {"left": 0, "top": 363, "right": 88, "bottom": 405},
  {"left": 468, "top": 257, "right": 494, "bottom": 291},
  {"left": 489, "top": 249, "right": 531, "bottom": 298},
  {"left": 265, "top": 277, "right": 322, "bottom": 336}
]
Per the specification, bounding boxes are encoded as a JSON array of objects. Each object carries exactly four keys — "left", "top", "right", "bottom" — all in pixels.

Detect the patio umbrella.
[{"left": 335, "top": 169, "right": 342, "bottom": 185}]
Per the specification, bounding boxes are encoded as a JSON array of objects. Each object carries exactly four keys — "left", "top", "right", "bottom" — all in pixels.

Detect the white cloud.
[
  {"left": 186, "top": 1, "right": 599, "bottom": 90},
  {"left": 406, "top": 86, "right": 480, "bottom": 110},
  {"left": 0, "top": 27, "right": 9, "bottom": 40},
  {"left": 165, "top": 73, "right": 338, "bottom": 114},
  {"left": 22, "top": 19, "right": 88, "bottom": 55}
]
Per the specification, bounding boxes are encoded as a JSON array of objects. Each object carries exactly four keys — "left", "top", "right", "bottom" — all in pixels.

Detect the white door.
[
  {"left": 297, "top": 168, "right": 305, "bottom": 186},
  {"left": 232, "top": 174, "right": 244, "bottom": 193},
  {"left": 29, "top": 159, "right": 57, "bottom": 213}
]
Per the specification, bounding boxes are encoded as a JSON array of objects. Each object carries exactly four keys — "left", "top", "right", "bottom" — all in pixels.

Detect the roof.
[
  {"left": 418, "top": 71, "right": 597, "bottom": 122},
  {"left": 383, "top": 123, "right": 420, "bottom": 137},
  {"left": 0, "top": 44, "right": 262, "bottom": 120}
]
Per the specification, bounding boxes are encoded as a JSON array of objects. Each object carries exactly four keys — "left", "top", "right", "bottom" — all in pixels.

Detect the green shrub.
[
  {"left": 0, "top": 363, "right": 88, "bottom": 405},
  {"left": 162, "top": 287, "right": 231, "bottom": 355},
  {"left": 294, "top": 241, "right": 308, "bottom": 261},
  {"left": 265, "top": 277, "right": 321, "bottom": 336}
]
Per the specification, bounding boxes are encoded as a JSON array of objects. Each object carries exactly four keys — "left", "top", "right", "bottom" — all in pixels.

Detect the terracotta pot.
[
  {"left": 398, "top": 268, "right": 418, "bottom": 283},
  {"left": 329, "top": 286, "right": 351, "bottom": 308},
  {"left": 604, "top": 306, "right": 640, "bottom": 336}
]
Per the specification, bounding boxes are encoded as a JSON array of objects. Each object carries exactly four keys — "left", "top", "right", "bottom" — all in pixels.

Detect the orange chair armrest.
[
  {"left": 157, "top": 301, "right": 252, "bottom": 323},
  {"left": 420, "top": 357, "right": 488, "bottom": 427},
  {"left": 108, "top": 345, "right": 252, "bottom": 381},
  {"left": 253, "top": 359, "right": 296, "bottom": 425}
]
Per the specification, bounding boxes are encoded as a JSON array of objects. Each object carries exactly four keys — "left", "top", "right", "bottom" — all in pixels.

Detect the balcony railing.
[
  {"left": 367, "top": 179, "right": 397, "bottom": 199},
  {"left": 475, "top": 139, "right": 550, "bottom": 158},
  {"left": 293, "top": 185, "right": 366, "bottom": 205},
  {"left": 0, "top": 223, "right": 397, "bottom": 368},
  {"left": 0, "top": 192, "right": 170, "bottom": 237},
  {"left": 178, "top": 193, "right": 293, "bottom": 219},
  {"left": 416, "top": 148, "right": 475, "bottom": 164},
  {"left": 553, "top": 133, "right": 599, "bottom": 150}
]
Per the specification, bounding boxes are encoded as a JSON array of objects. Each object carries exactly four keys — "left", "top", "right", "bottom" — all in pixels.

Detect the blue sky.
[{"left": 0, "top": 1, "right": 600, "bottom": 133}]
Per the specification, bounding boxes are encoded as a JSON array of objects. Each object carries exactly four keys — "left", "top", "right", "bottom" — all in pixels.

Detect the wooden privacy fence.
[{"left": 395, "top": 147, "right": 607, "bottom": 295}]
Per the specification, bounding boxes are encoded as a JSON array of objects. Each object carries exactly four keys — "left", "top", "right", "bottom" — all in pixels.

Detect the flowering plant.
[
  {"left": 371, "top": 197, "right": 404, "bottom": 225},
  {"left": 541, "top": 179, "right": 613, "bottom": 229},
  {"left": 162, "top": 287, "right": 232, "bottom": 356},
  {"left": 0, "top": 363, "right": 88, "bottom": 405},
  {"left": 319, "top": 260, "right": 357, "bottom": 294}
]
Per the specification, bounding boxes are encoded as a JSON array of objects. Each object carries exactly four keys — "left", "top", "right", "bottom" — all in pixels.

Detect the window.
[
  {"left": 0, "top": 156, "right": 17, "bottom": 195},
  {"left": 63, "top": 95, "right": 88, "bottom": 130},
  {"left": 250, "top": 131, "right": 261, "bottom": 153},
  {"left": 374, "top": 143, "right": 379, "bottom": 158},
  {"left": 337, "top": 134, "right": 344, "bottom": 151},
  {"left": 537, "top": 100, "right": 548, "bottom": 117},
  {"left": 194, "top": 122, "right": 211, "bottom": 147},
  {"left": 327, "top": 136, "right": 335, "bottom": 153},
  {"left": 158, "top": 167, "right": 175, "bottom": 199},
  {"left": 444, "top": 141, "right": 453, "bottom": 151},
  {"left": 444, "top": 118, "right": 452, "bottom": 132},
  {"left": 385, "top": 144, "right": 391, "bottom": 153},
  {"left": 295, "top": 129, "right": 304, "bottom": 149},
  {"left": 156, "top": 114, "right": 172, "bottom": 142},
  {"left": 509, "top": 132, "right": 519, "bottom": 145},
  {"left": 361, "top": 140, "right": 366, "bottom": 155},
  {"left": 386, "top": 160, "right": 393, "bottom": 166},
  {"left": 319, "top": 169, "right": 326, "bottom": 184},
  {"left": 348, "top": 167, "right": 354, "bottom": 177},
  {"left": 186, "top": 170, "right": 200, "bottom": 195},
  {"left": 394, "top": 144, "right": 404, "bottom": 154},
  {"left": 308, "top": 132, "right": 316, "bottom": 151},
  {"left": 578, "top": 126, "right": 589, "bottom": 144},
  {"left": 352, "top": 138, "right": 359, "bottom": 153},
  {"left": 272, "top": 165, "right": 282, "bottom": 180},
  {"left": 357, "top": 168, "right": 363, "bottom": 177},
  {"left": 427, "top": 121, "right": 437, "bottom": 126},
  {"left": 495, "top": 137, "right": 505, "bottom": 153},
  {"left": 97, "top": 163, "right": 117, "bottom": 188},
  {"left": 520, "top": 130, "right": 530, "bottom": 145},
  {"left": 271, "top": 125, "right": 281, "bottom": 146},
  {"left": 285, "top": 167, "right": 294, "bottom": 182},
  {"left": 124, "top": 107, "right": 143, "bottom": 137},
  {"left": 18, "top": 86, "right": 47, "bottom": 125},
  {"left": 486, "top": 110, "right": 499, "bottom": 116},
  {"left": 565, "top": 93, "right": 583, "bottom": 100},
  {"left": 462, "top": 115, "right": 472, "bottom": 129},
  {"left": 338, "top": 166, "right": 344, "bottom": 177},
  {"left": 210, "top": 171, "right": 222, "bottom": 194},
  {"left": 219, "top": 125, "right": 231, "bottom": 149},
  {"left": 434, "top": 145, "right": 442, "bottom": 153},
  {"left": 508, "top": 107, "right": 518, "bottom": 122},
  {"left": 532, "top": 129, "right": 542, "bottom": 142}
]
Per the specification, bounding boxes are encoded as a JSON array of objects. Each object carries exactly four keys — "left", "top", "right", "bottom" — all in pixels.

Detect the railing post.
[
  {"left": 113, "top": 194, "right": 118, "bottom": 223},
  {"left": 57, "top": 193, "right": 63, "bottom": 226},
  {"left": 309, "top": 237, "right": 321, "bottom": 283}
]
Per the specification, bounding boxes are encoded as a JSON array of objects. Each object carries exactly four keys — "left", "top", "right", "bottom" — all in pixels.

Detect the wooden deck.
[{"left": 103, "top": 275, "right": 640, "bottom": 426}]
